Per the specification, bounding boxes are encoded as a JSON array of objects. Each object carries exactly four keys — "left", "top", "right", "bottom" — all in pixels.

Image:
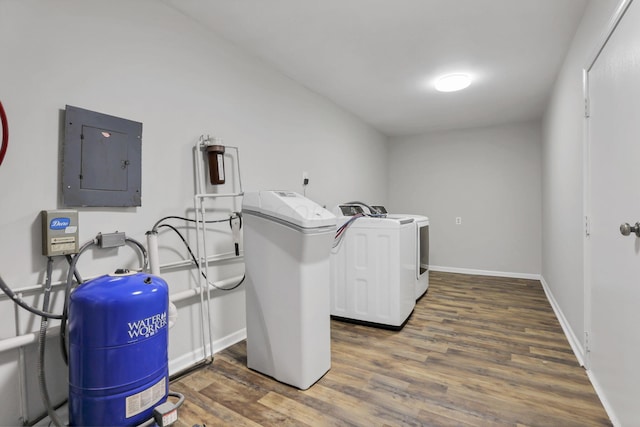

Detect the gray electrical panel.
[
  {"left": 42, "top": 210, "right": 79, "bottom": 256},
  {"left": 62, "top": 105, "right": 142, "bottom": 207}
]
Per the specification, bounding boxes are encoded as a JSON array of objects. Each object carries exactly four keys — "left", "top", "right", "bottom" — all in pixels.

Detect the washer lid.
[
  {"left": 388, "top": 213, "right": 429, "bottom": 224},
  {"left": 339, "top": 216, "right": 414, "bottom": 229},
  {"left": 242, "top": 191, "right": 336, "bottom": 229}
]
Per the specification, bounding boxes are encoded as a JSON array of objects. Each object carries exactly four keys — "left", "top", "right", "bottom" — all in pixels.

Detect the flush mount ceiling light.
[{"left": 434, "top": 73, "right": 472, "bottom": 92}]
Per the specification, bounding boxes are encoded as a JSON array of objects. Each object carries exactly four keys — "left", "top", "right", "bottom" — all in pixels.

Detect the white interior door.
[{"left": 586, "top": 1, "right": 640, "bottom": 425}]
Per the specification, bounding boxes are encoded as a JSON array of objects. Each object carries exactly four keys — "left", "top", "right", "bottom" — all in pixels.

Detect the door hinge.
[
  {"left": 584, "top": 331, "right": 590, "bottom": 354},
  {"left": 584, "top": 97, "right": 590, "bottom": 118},
  {"left": 585, "top": 216, "right": 591, "bottom": 237}
]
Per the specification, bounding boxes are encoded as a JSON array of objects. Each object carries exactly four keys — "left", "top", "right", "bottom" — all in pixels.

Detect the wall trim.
[
  {"left": 429, "top": 265, "right": 541, "bottom": 280},
  {"left": 539, "top": 276, "right": 585, "bottom": 367},
  {"left": 168, "top": 328, "right": 246, "bottom": 375},
  {"left": 586, "top": 369, "right": 622, "bottom": 427}
]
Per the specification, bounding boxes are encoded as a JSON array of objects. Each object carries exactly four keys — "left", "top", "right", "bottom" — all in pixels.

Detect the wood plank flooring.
[{"left": 171, "top": 271, "right": 611, "bottom": 426}]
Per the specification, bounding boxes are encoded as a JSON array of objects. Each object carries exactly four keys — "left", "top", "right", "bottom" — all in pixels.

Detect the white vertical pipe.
[
  {"left": 199, "top": 137, "right": 216, "bottom": 360},
  {"left": 200, "top": 194, "right": 215, "bottom": 360},
  {"left": 193, "top": 137, "right": 209, "bottom": 361},
  {"left": 18, "top": 346, "right": 28, "bottom": 424},
  {"left": 146, "top": 231, "right": 160, "bottom": 276}
]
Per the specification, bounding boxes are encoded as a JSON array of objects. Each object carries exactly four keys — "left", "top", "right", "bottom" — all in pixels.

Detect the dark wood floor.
[{"left": 171, "top": 271, "right": 611, "bottom": 426}]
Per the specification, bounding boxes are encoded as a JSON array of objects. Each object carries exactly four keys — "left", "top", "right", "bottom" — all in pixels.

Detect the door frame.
[
  {"left": 583, "top": 0, "right": 634, "bottom": 370},
  {"left": 581, "top": 2, "right": 633, "bottom": 424},
  {"left": 583, "top": 0, "right": 632, "bottom": 370}
]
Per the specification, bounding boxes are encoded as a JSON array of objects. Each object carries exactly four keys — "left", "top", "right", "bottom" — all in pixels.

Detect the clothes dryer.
[{"left": 369, "top": 206, "right": 429, "bottom": 300}]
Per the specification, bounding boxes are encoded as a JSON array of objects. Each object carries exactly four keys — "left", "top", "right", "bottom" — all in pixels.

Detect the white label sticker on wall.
[{"left": 125, "top": 377, "right": 166, "bottom": 418}]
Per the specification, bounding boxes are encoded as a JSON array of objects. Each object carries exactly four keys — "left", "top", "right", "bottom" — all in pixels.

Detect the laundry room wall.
[
  {"left": 388, "top": 121, "right": 542, "bottom": 277},
  {"left": 0, "top": 1, "right": 388, "bottom": 424},
  {"left": 541, "top": 0, "right": 618, "bottom": 362}
]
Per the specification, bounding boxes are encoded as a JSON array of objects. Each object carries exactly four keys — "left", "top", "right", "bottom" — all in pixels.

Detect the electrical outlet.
[{"left": 455, "top": 217, "right": 462, "bottom": 225}]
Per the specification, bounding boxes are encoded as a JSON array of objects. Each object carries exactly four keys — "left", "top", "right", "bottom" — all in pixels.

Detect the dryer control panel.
[
  {"left": 370, "top": 205, "right": 388, "bottom": 215},
  {"left": 337, "top": 205, "right": 364, "bottom": 216}
]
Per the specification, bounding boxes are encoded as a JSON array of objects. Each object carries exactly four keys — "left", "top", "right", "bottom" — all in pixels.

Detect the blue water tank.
[{"left": 68, "top": 272, "right": 169, "bottom": 426}]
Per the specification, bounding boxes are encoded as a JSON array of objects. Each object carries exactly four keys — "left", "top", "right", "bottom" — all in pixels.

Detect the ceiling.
[{"left": 165, "top": 0, "right": 588, "bottom": 137}]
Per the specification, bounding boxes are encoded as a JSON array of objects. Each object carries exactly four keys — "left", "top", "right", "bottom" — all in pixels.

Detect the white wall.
[
  {"left": 388, "top": 121, "right": 541, "bottom": 277},
  {"left": 0, "top": 1, "right": 388, "bottom": 424},
  {"left": 541, "top": 0, "right": 618, "bottom": 360}
]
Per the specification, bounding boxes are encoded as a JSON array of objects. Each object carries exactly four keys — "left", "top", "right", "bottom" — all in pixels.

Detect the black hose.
[
  {"left": 151, "top": 214, "right": 240, "bottom": 233},
  {"left": 37, "top": 257, "right": 64, "bottom": 427},
  {"left": 157, "top": 223, "right": 244, "bottom": 291}
]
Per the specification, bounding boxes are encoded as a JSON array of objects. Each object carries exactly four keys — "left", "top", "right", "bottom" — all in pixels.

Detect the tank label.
[
  {"left": 127, "top": 312, "right": 167, "bottom": 341},
  {"left": 125, "top": 376, "right": 166, "bottom": 418}
]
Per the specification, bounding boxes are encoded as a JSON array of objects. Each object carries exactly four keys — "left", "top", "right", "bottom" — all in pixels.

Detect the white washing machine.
[
  {"left": 373, "top": 207, "right": 430, "bottom": 300},
  {"left": 329, "top": 204, "right": 416, "bottom": 329},
  {"left": 243, "top": 191, "right": 336, "bottom": 390}
]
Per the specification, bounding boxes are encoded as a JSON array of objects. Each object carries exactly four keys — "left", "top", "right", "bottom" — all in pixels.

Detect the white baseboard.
[
  {"left": 429, "top": 265, "right": 541, "bottom": 281},
  {"left": 538, "top": 280, "right": 620, "bottom": 425},
  {"left": 168, "top": 328, "right": 246, "bottom": 375},
  {"left": 539, "top": 276, "right": 585, "bottom": 367},
  {"left": 586, "top": 369, "right": 622, "bottom": 427}
]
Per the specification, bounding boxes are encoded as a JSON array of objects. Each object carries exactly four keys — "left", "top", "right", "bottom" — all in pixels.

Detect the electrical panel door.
[{"left": 63, "top": 105, "right": 142, "bottom": 207}]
